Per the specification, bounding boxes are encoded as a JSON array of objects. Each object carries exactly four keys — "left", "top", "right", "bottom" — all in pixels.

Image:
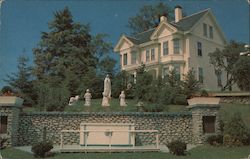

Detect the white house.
[{"left": 114, "top": 6, "right": 228, "bottom": 91}]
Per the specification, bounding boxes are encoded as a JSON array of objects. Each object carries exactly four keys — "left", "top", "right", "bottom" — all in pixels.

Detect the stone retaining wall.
[
  {"left": 17, "top": 112, "right": 193, "bottom": 146},
  {"left": 0, "top": 106, "right": 21, "bottom": 147},
  {"left": 220, "top": 96, "right": 250, "bottom": 104}
]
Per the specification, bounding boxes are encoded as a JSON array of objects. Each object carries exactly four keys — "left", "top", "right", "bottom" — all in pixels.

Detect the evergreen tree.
[
  {"left": 33, "top": 7, "right": 112, "bottom": 96},
  {"left": 4, "top": 55, "right": 34, "bottom": 105},
  {"left": 182, "top": 69, "right": 201, "bottom": 98}
]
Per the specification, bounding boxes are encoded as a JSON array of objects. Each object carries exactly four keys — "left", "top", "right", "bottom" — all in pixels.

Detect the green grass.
[
  {"left": 1, "top": 145, "right": 250, "bottom": 159},
  {"left": 24, "top": 98, "right": 187, "bottom": 113},
  {"left": 219, "top": 103, "right": 250, "bottom": 129}
]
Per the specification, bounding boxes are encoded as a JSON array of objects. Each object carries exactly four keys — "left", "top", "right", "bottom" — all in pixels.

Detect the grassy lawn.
[
  {"left": 1, "top": 145, "right": 250, "bottom": 159},
  {"left": 23, "top": 98, "right": 187, "bottom": 113}
]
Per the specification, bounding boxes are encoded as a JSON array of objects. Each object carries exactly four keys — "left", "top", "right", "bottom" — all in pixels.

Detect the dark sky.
[{"left": 0, "top": 0, "right": 249, "bottom": 87}]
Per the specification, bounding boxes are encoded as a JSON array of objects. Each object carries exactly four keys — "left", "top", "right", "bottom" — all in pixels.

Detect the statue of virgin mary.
[{"left": 102, "top": 74, "right": 111, "bottom": 106}]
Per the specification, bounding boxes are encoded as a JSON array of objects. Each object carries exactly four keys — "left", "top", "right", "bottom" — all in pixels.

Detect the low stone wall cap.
[{"left": 0, "top": 96, "right": 24, "bottom": 107}]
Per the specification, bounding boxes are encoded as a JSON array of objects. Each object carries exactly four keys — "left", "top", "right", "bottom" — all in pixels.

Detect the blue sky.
[{"left": 0, "top": 0, "right": 249, "bottom": 88}]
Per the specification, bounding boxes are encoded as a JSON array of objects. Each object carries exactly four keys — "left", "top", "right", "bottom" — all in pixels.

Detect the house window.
[
  {"left": 203, "top": 116, "right": 216, "bottom": 134},
  {"left": 123, "top": 53, "right": 127, "bottom": 66},
  {"left": 163, "top": 41, "right": 169, "bottom": 55},
  {"left": 198, "top": 67, "right": 204, "bottom": 83},
  {"left": 197, "top": 42, "right": 202, "bottom": 56},
  {"left": 162, "top": 67, "right": 169, "bottom": 78},
  {"left": 151, "top": 48, "right": 155, "bottom": 61},
  {"left": 131, "top": 51, "right": 137, "bottom": 64},
  {"left": 146, "top": 50, "right": 150, "bottom": 62},
  {"left": 209, "top": 25, "right": 213, "bottom": 39},
  {"left": 203, "top": 23, "right": 208, "bottom": 37},
  {"left": 0, "top": 116, "right": 8, "bottom": 134},
  {"left": 174, "top": 66, "right": 181, "bottom": 81},
  {"left": 173, "top": 39, "right": 180, "bottom": 54}
]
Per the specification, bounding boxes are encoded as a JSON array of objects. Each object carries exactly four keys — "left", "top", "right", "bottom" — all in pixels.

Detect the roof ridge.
[
  {"left": 125, "top": 35, "right": 139, "bottom": 40},
  {"left": 173, "top": 8, "right": 210, "bottom": 23},
  {"left": 134, "top": 27, "right": 156, "bottom": 36}
]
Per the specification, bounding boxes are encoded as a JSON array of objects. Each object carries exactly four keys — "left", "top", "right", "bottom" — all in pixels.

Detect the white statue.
[
  {"left": 84, "top": 89, "right": 92, "bottom": 106},
  {"left": 102, "top": 74, "right": 111, "bottom": 107},
  {"left": 68, "top": 95, "right": 79, "bottom": 106},
  {"left": 119, "top": 91, "right": 127, "bottom": 107}
]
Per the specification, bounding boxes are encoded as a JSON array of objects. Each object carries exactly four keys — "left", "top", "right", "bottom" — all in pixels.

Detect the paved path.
[{"left": 15, "top": 144, "right": 197, "bottom": 154}]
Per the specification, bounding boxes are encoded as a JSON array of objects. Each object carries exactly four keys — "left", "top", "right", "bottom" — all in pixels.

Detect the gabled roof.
[
  {"left": 122, "top": 9, "right": 209, "bottom": 45},
  {"left": 125, "top": 28, "right": 156, "bottom": 45},
  {"left": 170, "top": 9, "right": 209, "bottom": 31}
]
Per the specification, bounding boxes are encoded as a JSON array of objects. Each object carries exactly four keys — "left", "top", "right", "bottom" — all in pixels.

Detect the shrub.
[
  {"left": 200, "top": 89, "right": 209, "bottom": 97},
  {"left": 31, "top": 141, "right": 53, "bottom": 158},
  {"left": 0, "top": 136, "right": 7, "bottom": 149},
  {"left": 223, "top": 112, "right": 249, "bottom": 147},
  {"left": 242, "top": 133, "right": 250, "bottom": 146},
  {"left": 35, "top": 81, "right": 70, "bottom": 111},
  {"left": 1, "top": 86, "right": 13, "bottom": 95},
  {"left": 207, "top": 135, "right": 223, "bottom": 146},
  {"left": 223, "top": 134, "right": 243, "bottom": 147},
  {"left": 167, "top": 140, "right": 187, "bottom": 156},
  {"left": 173, "top": 94, "right": 187, "bottom": 105}
]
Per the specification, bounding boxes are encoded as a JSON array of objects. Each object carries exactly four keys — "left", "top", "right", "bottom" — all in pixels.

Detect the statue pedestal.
[{"left": 102, "top": 96, "right": 110, "bottom": 107}]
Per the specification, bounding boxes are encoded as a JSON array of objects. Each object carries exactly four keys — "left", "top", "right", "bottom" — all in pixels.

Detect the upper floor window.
[
  {"left": 203, "top": 23, "right": 208, "bottom": 37},
  {"left": 0, "top": 116, "right": 8, "bottom": 134},
  {"left": 146, "top": 50, "right": 150, "bottom": 62},
  {"left": 151, "top": 48, "right": 155, "bottom": 61},
  {"left": 173, "top": 39, "right": 180, "bottom": 54},
  {"left": 163, "top": 41, "right": 169, "bottom": 56},
  {"left": 209, "top": 25, "right": 213, "bottom": 39},
  {"left": 123, "top": 53, "right": 127, "bottom": 66},
  {"left": 174, "top": 65, "right": 181, "bottom": 81},
  {"left": 197, "top": 42, "right": 202, "bottom": 56},
  {"left": 131, "top": 51, "right": 137, "bottom": 64},
  {"left": 198, "top": 67, "right": 204, "bottom": 83}
]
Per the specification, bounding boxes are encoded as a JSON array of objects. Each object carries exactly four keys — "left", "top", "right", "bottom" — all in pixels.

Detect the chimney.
[
  {"left": 160, "top": 16, "right": 167, "bottom": 22},
  {"left": 175, "top": 5, "right": 183, "bottom": 23}
]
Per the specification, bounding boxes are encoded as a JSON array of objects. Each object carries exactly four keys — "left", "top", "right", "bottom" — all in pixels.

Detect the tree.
[
  {"left": 33, "top": 7, "right": 112, "bottom": 97},
  {"left": 98, "top": 56, "right": 117, "bottom": 77},
  {"left": 4, "top": 55, "right": 34, "bottom": 105},
  {"left": 209, "top": 40, "right": 245, "bottom": 91},
  {"left": 182, "top": 69, "right": 201, "bottom": 98},
  {"left": 133, "top": 64, "right": 153, "bottom": 102},
  {"left": 112, "top": 70, "right": 130, "bottom": 98},
  {"left": 128, "top": 2, "right": 174, "bottom": 34},
  {"left": 232, "top": 57, "right": 250, "bottom": 91}
]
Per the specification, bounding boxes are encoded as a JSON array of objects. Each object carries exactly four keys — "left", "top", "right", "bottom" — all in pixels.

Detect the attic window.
[
  {"left": 123, "top": 53, "right": 127, "bottom": 66},
  {"left": 203, "top": 23, "right": 208, "bottom": 37},
  {"left": 209, "top": 25, "right": 213, "bottom": 39}
]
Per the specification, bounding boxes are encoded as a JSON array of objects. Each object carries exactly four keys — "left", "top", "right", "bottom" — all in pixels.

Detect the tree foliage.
[
  {"left": 31, "top": 7, "right": 114, "bottom": 110},
  {"left": 182, "top": 69, "right": 201, "bottom": 98},
  {"left": 128, "top": 2, "right": 174, "bottom": 34},
  {"left": 209, "top": 40, "right": 246, "bottom": 91},
  {"left": 232, "top": 57, "right": 250, "bottom": 91},
  {"left": 4, "top": 55, "right": 34, "bottom": 105},
  {"left": 33, "top": 7, "right": 112, "bottom": 95}
]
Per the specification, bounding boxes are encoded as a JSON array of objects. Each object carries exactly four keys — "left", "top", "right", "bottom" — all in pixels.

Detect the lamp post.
[{"left": 240, "top": 45, "right": 250, "bottom": 56}]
